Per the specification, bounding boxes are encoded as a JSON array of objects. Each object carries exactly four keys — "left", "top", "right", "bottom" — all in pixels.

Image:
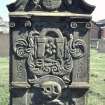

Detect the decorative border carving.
[{"left": 13, "top": 28, "right": 87, "bottom": 87}]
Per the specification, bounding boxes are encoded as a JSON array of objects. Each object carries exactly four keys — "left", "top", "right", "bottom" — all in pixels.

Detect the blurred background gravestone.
[
  {"left": 7, "top": 0, "right": 95, "bottom": 105},
  {"left": 0, "top": 17, "right": 9, "bottom": 57},
  {"left": 89, "top": 21, "right": 100, "bottom": 49},
  {"left": 96, "top": 20, "right": 105, "bottom": 52}
]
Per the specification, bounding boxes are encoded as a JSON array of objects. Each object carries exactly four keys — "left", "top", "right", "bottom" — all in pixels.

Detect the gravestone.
[
  {"left": 97, "top": 27, "right": 105, "bottom": 53},
  {"left": 97, "top": 38, "right": 105, "bottom": 53},
  {"left": 7, "top": 0, "right": 95, "bottom": 105},
  {"left": 89, "top": 22, "right": 99, "bottom": 48}
]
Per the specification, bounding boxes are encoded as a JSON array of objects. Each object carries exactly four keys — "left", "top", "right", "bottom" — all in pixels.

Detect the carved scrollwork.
[
  {"left": 14, "top": 39, "right": 29, "bottom": 58},
  {"left": 14, "top": 28, "right": 87, "bottom": 86},
  {"left": 68, "top": 34, "right": 87, "bottom": 59},
  {"left": 86, "top": 22, "right": 92, "bottom": 29},
  {"left": 27, "top": 55, "right": 51, "bottom": 76},
  {"left": 13, "top": 28, "right": 87, "bottom": 105}
]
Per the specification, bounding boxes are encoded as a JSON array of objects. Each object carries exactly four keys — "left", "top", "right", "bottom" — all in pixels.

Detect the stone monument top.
[
  {"left": 8, "top": 1, "right": 95, "bottom": 105},
  {"left": 7, "top": 0, "right": 95, "bottom": 14}
]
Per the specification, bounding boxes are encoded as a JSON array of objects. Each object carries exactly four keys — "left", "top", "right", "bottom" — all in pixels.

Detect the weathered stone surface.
[
  {"left": 97, "top": 38, "right": 105, "bottom": 53},
  {"left": 90, "top": 39, "right": 98, "bottom": 48},
  {"left": 8, "top": 0, "right": 95, "bottom": 105},
  {"left": 7, "top": 0, "right": 95, "bottom": 13}
]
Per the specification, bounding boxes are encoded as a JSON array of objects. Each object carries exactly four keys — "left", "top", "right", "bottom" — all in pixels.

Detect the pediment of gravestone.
[{"left": 7, "top": 0, "right": 95, "bottom": 14}]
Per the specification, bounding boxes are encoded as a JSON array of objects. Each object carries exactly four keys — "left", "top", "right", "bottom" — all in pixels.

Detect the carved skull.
[{"left": 41, "top": 81, "right": 62, "bottom": 101}]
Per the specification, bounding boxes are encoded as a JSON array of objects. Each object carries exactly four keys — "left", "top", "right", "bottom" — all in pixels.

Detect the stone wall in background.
[
  {"left": 90, "top": 22, "right": 100, "bottom": 48},
  {"left": 0, "top": 32, "right": 9, "bottom": 57},
  {"left": 97, "top": 38, "right": 105, "bottom": 53},
  {"left": 0, "top": 17, "right": 9, "bottom": 57}
]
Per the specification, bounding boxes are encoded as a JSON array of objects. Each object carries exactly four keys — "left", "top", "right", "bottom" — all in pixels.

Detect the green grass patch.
[
  {"left": 0, "top": 57, "right": 9, "bottom": 105},
  {"left": 88, "top": 49, "right": 105, "bottom": 105},
  {"left": 0, "top": 49, "right": 105, "bottom": 105}
]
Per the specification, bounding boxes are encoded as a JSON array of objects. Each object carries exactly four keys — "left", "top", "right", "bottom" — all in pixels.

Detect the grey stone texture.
[{"left": 8, "top": 0, "right": 95, "bottom": 105}]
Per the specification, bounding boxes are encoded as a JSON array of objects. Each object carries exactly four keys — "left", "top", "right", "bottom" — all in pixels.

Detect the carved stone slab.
[{"left": 8, "top": 0, "right": 95, "bottom": 105}]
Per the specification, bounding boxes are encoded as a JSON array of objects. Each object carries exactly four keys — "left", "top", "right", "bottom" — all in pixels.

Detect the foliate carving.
[
  {"left": 14, "top": 28, "right": 87, "bottom": 86},
  {"left": 68, "top": 34, "right": 87, "bottom": 59},
  {"left": 14, "top": 39, "right": 29, "bottom": 58}
]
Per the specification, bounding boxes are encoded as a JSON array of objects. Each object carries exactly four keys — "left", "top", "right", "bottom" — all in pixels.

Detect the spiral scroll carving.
[{"left": 14, "top": 29, "right": 87, "bottom": 86}]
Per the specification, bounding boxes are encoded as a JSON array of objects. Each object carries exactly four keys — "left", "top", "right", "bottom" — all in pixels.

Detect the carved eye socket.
[
  {"left": 42, "top": 0, "right": 62, "bottom": 10},
  {"left": 54, "top": 86, "right": 59, "bottom": 93}
]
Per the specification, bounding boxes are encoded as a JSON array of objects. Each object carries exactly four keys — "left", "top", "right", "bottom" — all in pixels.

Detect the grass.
[
  {"left": 0, "top": 49, "right": 105, "bottom": 105},
  {"left": 88, "top": 49, "right": 105, "bottom": 105},
  {"left": 0, "top": 58, "right": 9, "bottom": 105}
]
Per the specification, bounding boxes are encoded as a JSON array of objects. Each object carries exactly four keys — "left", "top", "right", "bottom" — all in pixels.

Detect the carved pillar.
[{"left": 8, "top": 0, "right": 95, "bottom": 105}]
